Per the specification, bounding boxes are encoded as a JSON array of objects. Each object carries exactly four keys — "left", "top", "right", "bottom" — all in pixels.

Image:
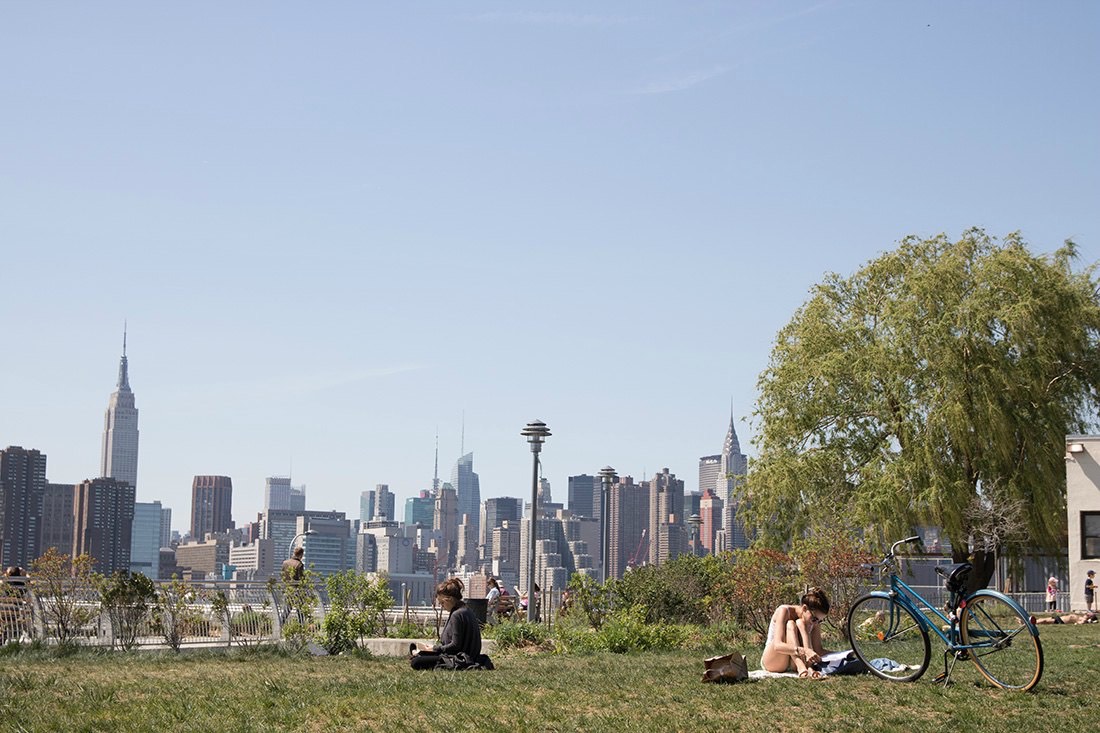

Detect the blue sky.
[{"left": 1, "top": 2, "right": 1097, "bottom": 530}]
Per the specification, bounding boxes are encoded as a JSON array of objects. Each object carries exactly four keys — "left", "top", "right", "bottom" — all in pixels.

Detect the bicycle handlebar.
[{"left": 888, "top": 536, "right": 922, "bottom": 558}]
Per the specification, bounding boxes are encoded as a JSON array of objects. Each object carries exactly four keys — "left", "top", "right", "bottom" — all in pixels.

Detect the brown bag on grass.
[{"left": 701, "top": 652, "right": 749, "bottom": 683}]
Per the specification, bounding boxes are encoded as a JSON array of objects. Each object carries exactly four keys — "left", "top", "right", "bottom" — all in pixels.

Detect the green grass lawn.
[{"left": 2, "top": 624, "right": 1097, "bottom": 733}]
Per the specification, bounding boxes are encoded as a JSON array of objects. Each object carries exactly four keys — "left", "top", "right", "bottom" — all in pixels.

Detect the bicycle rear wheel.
[
  {"left": 847, "top": 594, "right": 930, "bottom": 682},
  {"left": 960, "top": 591, "right": 1043, "bottom": 691}
]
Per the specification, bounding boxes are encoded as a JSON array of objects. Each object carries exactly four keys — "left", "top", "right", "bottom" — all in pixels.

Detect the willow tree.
[{"left": 745, "top": 229, "right": 1100, "bottom": 589}]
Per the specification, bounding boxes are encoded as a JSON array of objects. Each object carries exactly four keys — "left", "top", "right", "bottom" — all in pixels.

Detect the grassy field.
[{"left": 1, "top": 624, "right": 1097, "bottom": 733}]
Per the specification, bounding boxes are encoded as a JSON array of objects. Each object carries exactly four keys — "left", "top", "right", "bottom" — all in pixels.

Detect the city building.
[
  {"left": 699, "top": 488, "right": 723, "bottom": 555},
  {"left": 130, "top": 500, "right": 163, "bottom": 578},
  {"left": 369, "top": 484, "right": 395, "bottom": 521},
  {"left": 297, "top": 514, "right": 355, "bottom": 577},
  {"left": 159, "top": 506, "right": 172, "bottom": 548},
  {"left": 480, "top": 496, "right": 522, "bottom": 569},
  {"left": 1067, "top": 435, "right": 1100, "bottom": 610},
  {"left": 41, "top": 482, "right": 75, "bottom": 558},
  {"left": 228, "top": 538, "right": 276, "bottom": 580},
  {"left": 404, "top": 490, "right": 434, "bottom": 527},
  {"left": 720, "top": 413, "right": 750, "bottom": 551},
  {"left": 491, "top": 520, "right": 521, "bottom": 591},
  {"left": 648, "top": 468, "right": 685, "bottom": 566},
  {"left": 433, "top": 483, "right": 458, "bottom": 570},
  {"left": 698, "top": 454, "right": 721, "bottom": 496},
  {"left": 451, "top": 453, "right": 481, "bottom": 553},
  {"left": 567, "top": 474, "right": 599, "bottom": 519},
  {"left": 73, "top": 477, "right": 135, "bottom": 576},
  {"left": 608, "top": 476, "right": 648, "bottom": 579},
  {"left": 265, "top": 476, "right": 305, "bottom": 512},
  {"left": 0, "top": 446, "right": 46, "bottom": 569},
  {"left": 456, "top": 513, "right": 478, "bottom": 570},
  {"left": 260, "top": 508, "right": 347, "bottom": 564},
  {"left": 100, "top": 331, "right": 139, "bottom": 492},
  {"left": 174, "top": 535, "right": 230, "bottom": 579},
  {"left": 190, "top": 475, "right": 233, "bottom": 539}
]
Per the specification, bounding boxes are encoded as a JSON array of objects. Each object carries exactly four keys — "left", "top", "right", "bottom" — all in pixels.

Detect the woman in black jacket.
[{"left": 410, "top": 578, "right": 491, "bottom": 670}]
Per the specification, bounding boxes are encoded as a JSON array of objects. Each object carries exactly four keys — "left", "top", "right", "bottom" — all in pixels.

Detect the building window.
[{"left": 1083, "top": 512, "right": 1100, "bottom": 559}]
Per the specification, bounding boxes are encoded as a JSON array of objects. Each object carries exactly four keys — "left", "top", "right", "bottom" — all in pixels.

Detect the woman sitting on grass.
[
  {"left": 760, "top": 587, "right": 832, "bottom": 678},
  {"left": 410, "top": 578, "right": 493, "bottom": 670}
]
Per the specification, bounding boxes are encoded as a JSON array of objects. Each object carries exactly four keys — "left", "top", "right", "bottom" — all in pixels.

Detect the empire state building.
[{"left": 101, "top": 330, "right": 139, "bottom": 490}]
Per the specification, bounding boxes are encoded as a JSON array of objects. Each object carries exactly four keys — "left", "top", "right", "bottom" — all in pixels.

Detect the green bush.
[{"left": 488, "top": 621, "right": 549, "bottom": 649}]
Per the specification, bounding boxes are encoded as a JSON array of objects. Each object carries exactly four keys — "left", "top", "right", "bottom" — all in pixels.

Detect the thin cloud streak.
[
  {"left": 475, "top": 11, "right": 635, "bottom": 27},
  {"left": 633, "top": 65, "right": 730, "bottom": 95}
]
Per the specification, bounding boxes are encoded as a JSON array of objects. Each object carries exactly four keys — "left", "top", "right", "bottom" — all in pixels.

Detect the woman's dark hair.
[
  {"left": 436, "top": 577, "right": 464, "bottom": 601},
  {"left": 801, "top": 587, "right": 830, "bottom": 614},
  {"left": 487, "top": 577, "right": 499, "bottom": 589}
]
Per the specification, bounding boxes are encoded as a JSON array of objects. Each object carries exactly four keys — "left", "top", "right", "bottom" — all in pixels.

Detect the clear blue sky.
[{"left": 2, "top": 2, "right": 1097, "bottom": 530}]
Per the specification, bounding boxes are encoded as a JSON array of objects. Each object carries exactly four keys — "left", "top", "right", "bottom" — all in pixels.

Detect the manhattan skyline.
[{"left": 1, "top": 3, "right": 1097, "bottom": 527}]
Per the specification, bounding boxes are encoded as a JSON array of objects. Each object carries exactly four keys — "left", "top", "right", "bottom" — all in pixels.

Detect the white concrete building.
[{"left": 1066, "top": 435, "right": 1100, "bottom": 611}]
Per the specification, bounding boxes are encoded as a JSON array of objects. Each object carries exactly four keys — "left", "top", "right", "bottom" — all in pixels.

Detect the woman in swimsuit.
[{"left": 760, "top": 587, "right": 832, "bottom": 678}]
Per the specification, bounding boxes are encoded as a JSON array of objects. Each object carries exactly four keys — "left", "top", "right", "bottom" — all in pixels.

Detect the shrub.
[
  {"left": 596, "top": 605, "right": 689, "bottom": 653},
  {"left": 153, "top": 576, "right": 205, "bottom": 653},
  {"left": 97, "top": 571, "right": 156, "bottom": 651},
  {"left": 30, "top": 549, "right": 99, "bottom": 648},
  {"left": 489, "top": 621, "right": 549, "bottom": 650},
  {"left": 722, "top": 548, "right": 800, "bottom": 637},
  {"left": 608, "top": 555, "right": 734, "bottom": 625},
  {"left": 790, "top": 532, "right": 876, "bottom": 640},
  {"left": 320, "top": 571, "right": 393, "bottom": 654}
]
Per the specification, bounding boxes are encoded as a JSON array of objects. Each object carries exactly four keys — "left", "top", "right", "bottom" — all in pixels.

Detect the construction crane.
[{"left": 627, "top": 528, "right": 648, "bottom": 570}]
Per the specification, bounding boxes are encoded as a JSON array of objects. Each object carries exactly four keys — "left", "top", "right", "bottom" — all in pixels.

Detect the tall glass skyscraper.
[
  {"left": 451, "top": 453, "right": 480, "bottom": 547},
  {"left": 101, "top": 330, "right": 139, "bottom": 491}
]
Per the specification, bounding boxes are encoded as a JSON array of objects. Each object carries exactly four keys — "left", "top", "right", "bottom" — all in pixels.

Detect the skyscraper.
[
  {"left": 101, "top": 330, "right": 139, "bottom": 492},
  {"left": 265, "top": 476, "right": 305, "bottom": 512},
  {"left": 451, "top": 453, "right": 480, "bottom": 549},
  {"left": 190, "top": 475, "right": 233, "bottom": 540},
  {"left": 608, "top": 476, "right": 648, "bottom": 579},
  {"left": 433, "top": 483, "right": 458, "bottom": 569},
  {"left": 720, "top": 413, "right": 750, "bottom": 551},
  {"left": 480, "top": 496, "right": 522, "bottom": 568},
  {"left": 130, "top": 500, "right": 163, "bottom": 578},
  {"left": 42, "top": 482, "right": 75, "bottom": 557},
  {"left": 648, "top": 468, "right": 685, "bottom": 565},
  {"left": 73, "top": 477, "right": 135, "bottom": 576},
  {"left": 0, "top": 446, "right": 46, "bottom": 569},
  {"left": 370, "top": 484, "right": 395, "bottom": 521},
  {"left": 699, "top": 488, "right": 722, "bottom": 555},
  {"left": 567, "top": 474, "right": 599, "bottom": 519},
  {"left": 404, "top": 490, "right": 434, "bottom": 527}
]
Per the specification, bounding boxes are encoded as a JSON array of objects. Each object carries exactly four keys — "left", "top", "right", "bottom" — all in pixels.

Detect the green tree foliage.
[
  {"left": 747, "top": 230, "right": 1100, "bottom": 588},
  {"left": 30, "top": 548, "right": 99, "bottom": 647},
  {"left": 610, "top": 555, "right": 732, "bottom": 625},
  {"left": 567, "top": 573, "right": 610, "bottom": 630},
  {"left": 96, "top": 571, "right": 156, "bottom": 651},
  {"left": 320, "top": 571, "right": 393, "bottom": 654}
]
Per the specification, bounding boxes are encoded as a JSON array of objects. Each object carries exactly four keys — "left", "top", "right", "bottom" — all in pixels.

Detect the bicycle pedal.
[{"left": 932, "top": 672, "right": 947, "bottom": 684}]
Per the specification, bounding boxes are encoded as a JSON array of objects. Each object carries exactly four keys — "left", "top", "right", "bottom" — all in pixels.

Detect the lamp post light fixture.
[
  {"left": 688, "top": 513, "right": 703, "bottom": 557},
  {"left": 288, "top": 529, "right": 316, "bottom": 559},
  {"left": 598, "top": 466, "right": 617, "bottom": 583},
  {"left": 521, "top": 419, "right": 551, "bottom": 623}
]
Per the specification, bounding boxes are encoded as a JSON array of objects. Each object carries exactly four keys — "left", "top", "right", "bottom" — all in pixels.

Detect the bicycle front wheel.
[
  {"left": 847, "top": 594, "right": 930, "bottom": 682},
  {"left": 960, "top": 591, "right": 1043, "bottom": 691}
]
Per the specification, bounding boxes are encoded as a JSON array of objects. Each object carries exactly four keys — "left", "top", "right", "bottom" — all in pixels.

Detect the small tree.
[
  {"left": 790, "top": 533, "right": 876, "bottom": 639},
  {"left": 269, "top": 568, "right": 320, "bottom": 651},
  {"left": 30, "top": 548, "right": 99, "bottom": 647},
  {"left": 567, "top": 573, "right": 610, "bottom": 630},
  {"left": 97, "top": 571, "right": 157, "bottom": 651},
  {"left": 722, "top": 548, "right": 800, "bottom": 636},
  {"left": 320, "top": 571, "right": 393, "bottom": 654},
  {"left": 153, "top": 576, "right": 204, "bottom": 653}
]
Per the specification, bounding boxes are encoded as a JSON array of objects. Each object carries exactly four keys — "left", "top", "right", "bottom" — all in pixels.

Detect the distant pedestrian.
[
  {"left": 280, "top": 547, "right": 305, "bottom": 624},
  {"left": 281, "top": 547, "right": 305, "bottom": 582},
  {"left": 1046, "top": 576, "right": 1059, "bottom": 612},
  {"left": 1085, "top": 570, "right": 1095, "bottom": 613},
  {"left": 486, "top": 577, "right": 501, "bottom": 625}
]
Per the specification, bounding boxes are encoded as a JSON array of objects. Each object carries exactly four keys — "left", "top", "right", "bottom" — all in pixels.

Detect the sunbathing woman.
[{"left": 760, "top": 587, "right": 832, "bottom": 678}]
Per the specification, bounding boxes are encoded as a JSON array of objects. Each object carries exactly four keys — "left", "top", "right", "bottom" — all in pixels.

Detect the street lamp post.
[
  {"left": 521, "top": 420, "right": 551, "bottom": 623},
  {"left": 598, "top": 466, "right": 617, "bottom": 583},
  {"left": 288, "top": 529, "right": 316, "bottom": 559}
]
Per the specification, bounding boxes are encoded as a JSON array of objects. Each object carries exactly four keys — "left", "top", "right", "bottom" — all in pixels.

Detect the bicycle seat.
[{"left": 936, "top": 563, "right": 972, "bottom": 593}]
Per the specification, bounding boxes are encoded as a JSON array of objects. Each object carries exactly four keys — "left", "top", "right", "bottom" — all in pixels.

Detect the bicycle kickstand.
[{"left": 933, "top": 648, "right": 961, "bottom": 688}]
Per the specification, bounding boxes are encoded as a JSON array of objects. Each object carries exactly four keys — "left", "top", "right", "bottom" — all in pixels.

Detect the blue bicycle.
[{"left": 846, "top": 536, "right": 1043, "bottom": 691}]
